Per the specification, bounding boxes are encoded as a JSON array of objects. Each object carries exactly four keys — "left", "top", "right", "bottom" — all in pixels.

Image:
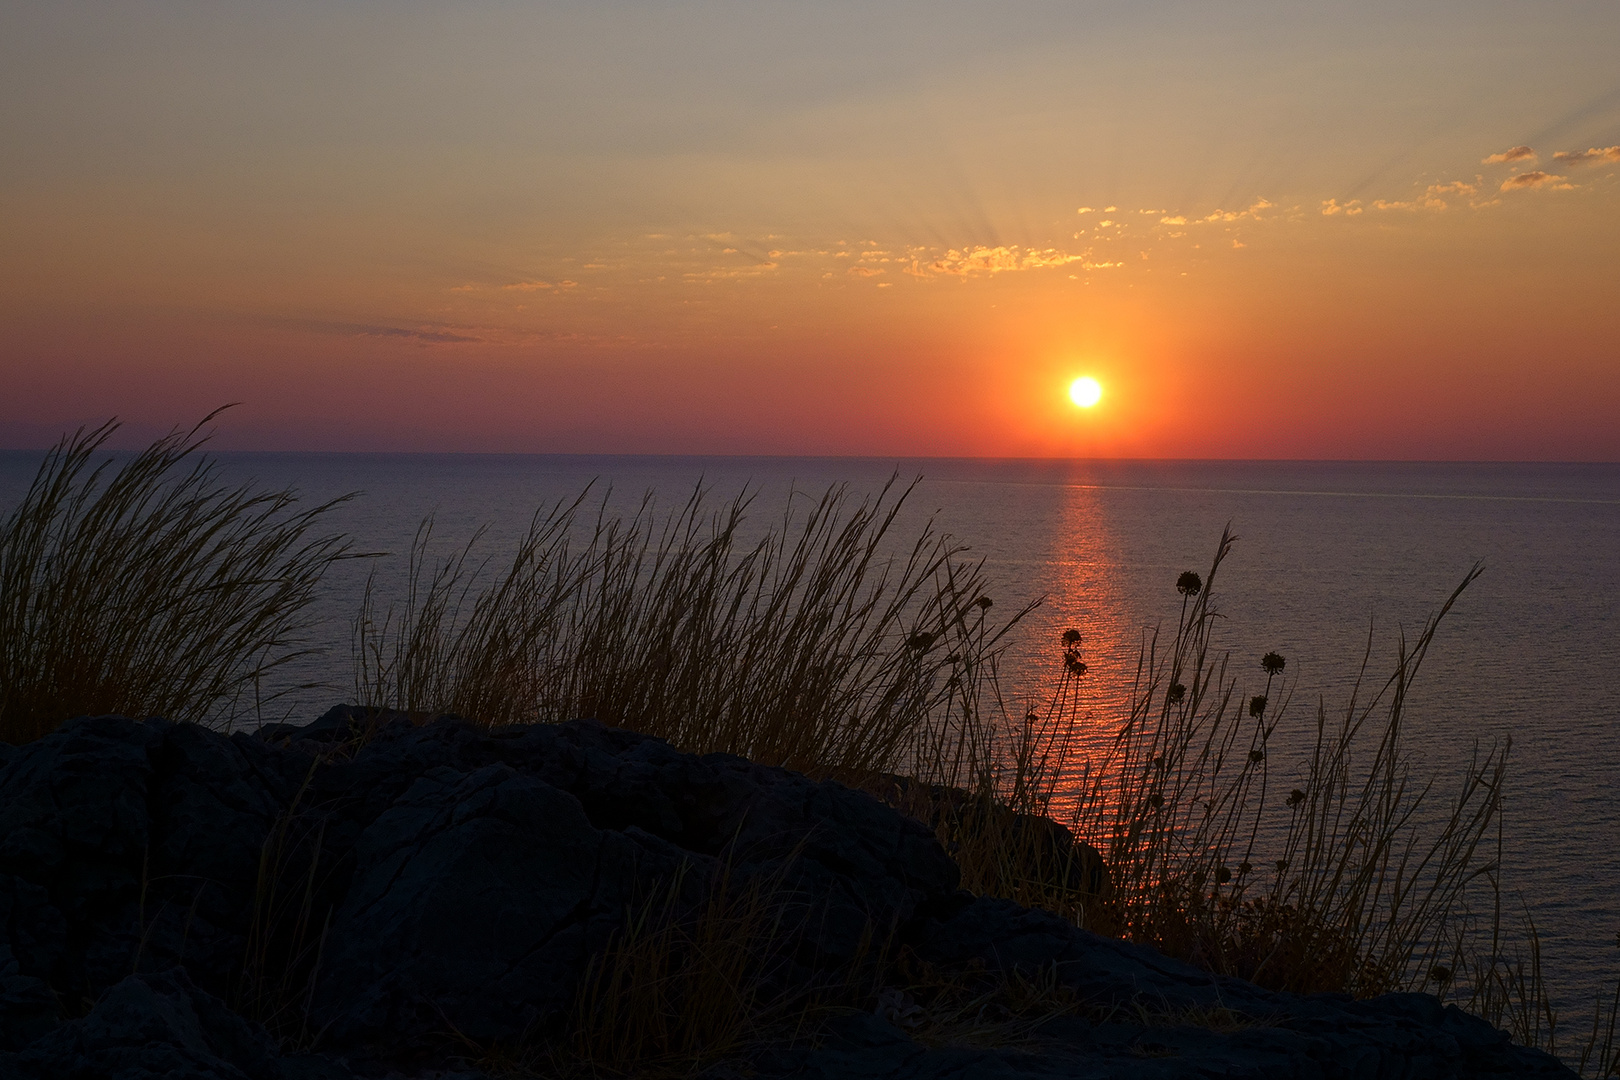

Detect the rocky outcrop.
[{"left": 0, "top": 709, "right": 1575, "bottom": 1079}]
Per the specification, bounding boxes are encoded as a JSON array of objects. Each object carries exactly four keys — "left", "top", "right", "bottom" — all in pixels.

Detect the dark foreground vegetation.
[
  {"left": 0, "top": 415, "right": 1614, "bottom": 1078},
  {"left": 0, "top": 708, "right": 1578, "bottom": 1078}
]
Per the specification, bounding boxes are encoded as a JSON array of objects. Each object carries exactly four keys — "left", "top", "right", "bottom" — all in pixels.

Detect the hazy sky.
[{"left": 3, "top": 1, "right": 1618, "bottom": 457}]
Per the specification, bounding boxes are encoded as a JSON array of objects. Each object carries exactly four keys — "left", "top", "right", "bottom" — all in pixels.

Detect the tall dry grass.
[
  {"left": 932, "top": 528, "right": 1618, "bottom": 1074},
  {"left": 354, "top": 477, "right": 1031, "bottom": 781},
  {"left": 0, "top": 413, "right": 353, "bottom": 742},
  {"left": 1043, "top": 529, "right": 1505, "bottom": 997},
  {"left": 1441, "top": 902, "right": 1620, "bottom": 1076}
]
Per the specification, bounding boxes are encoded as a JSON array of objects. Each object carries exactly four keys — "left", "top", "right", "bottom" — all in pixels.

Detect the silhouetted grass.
[
  {"left": 354, "top": 477, "right": 1031, "bottom": 782},
  {"left": 1041, "top": 531, "right": 1503, "bottom": 998},
  {"left": 0, "top": 412, "right": 353, "bottom": 742}
]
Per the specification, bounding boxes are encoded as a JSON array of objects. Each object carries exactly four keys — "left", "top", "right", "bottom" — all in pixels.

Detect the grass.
[
  {"left": 354, "top": 477, "right": 1031, "bottom": 782},
  {"left": 0, "top": 411, "right": 353, "bottom": 742},
  {"left": 1035, "top": 531, "right": 1505, "bottom": 998},
  {"left": 3, "top": 418, "right": 1615, "bottom": 1075}
]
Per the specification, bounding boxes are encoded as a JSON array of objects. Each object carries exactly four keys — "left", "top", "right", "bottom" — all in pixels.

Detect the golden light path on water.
[{"left": 987, "top": 479, "right": 1142, "bottom": 824}]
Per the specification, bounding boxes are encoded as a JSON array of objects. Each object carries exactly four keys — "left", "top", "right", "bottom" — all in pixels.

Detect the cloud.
[
  {"left": 452, "top": 279, "right": 578, "bottom": 293},
  {"left": 356, "top": 325, "right": 480, "bottom": 343},
  {"left": 846, "top": 266, "right": 883, "bottom": 277},
  {"left": 905, "top": 244, "right": 1095, "bottom": 277},
  {"left": 1200, "top": 198, "right": 1273, "bottom": 223},
  {"left": 1427, "top": 180, "right": 1479, "bottom": 198},
  {"left": 1483, "top": 146, "right": 1536, "bottom": 164},
  {"left": 294, "top": 320, "right": 480, "bottom": 343},
  {"left": 1321, "top": 199, "right": 1363, "bottom": 216},
  {"left": 1500, "top": 170, "right": 1573, "bottom": 191},
  {"left": 1370, "top": 181, "right": 1482, "bottom": 212},
  {"left": 1159, "top": 215, "right": 1187, "bottom": 225},
  {"left": 1552, "top": 145, "right": 1620, "bottom": 167}
]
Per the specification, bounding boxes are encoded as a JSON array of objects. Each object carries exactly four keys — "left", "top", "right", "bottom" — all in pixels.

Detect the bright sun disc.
[{"left": 1069, "top": 376, "right": 1102, "bottom": 408}]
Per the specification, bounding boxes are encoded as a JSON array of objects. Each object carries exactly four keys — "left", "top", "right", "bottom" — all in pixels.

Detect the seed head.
[
  {"left": 1167, "top": 682, "right": 1186, "bottom": 705},
  {"left": 1249, "top": 694, "right": 1267, "bottom": 718},
  {"left": 1261, "top": 652, "right": 1286, "bottom": 675},
  {"left": 1176, "top": 570, "right": 1203, "bottom": 597},
  {"left": 1061, "top": 628, "right": 1081, "bottom": 645}
]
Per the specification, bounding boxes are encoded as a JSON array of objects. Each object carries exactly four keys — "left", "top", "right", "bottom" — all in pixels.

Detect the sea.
[{"left": 2, "top": 452, "right": 1616, "bottom": 1012}]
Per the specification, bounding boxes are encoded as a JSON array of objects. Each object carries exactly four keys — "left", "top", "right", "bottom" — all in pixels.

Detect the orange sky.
[{"left": 3, "top": 3, "right": 1618, "bottom": 458}]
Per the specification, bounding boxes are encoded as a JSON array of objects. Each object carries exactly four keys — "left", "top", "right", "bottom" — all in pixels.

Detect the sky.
[{"left": 2, "top": 1, "right": 1618, "bottom": 459}]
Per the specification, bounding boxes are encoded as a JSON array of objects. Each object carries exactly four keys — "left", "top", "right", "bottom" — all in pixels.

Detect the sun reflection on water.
[{"left": 994, "top": 480, "right": 1144, "bottom": 802}]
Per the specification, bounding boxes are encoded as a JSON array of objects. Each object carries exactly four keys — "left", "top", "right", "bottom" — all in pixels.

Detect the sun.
[{"left": 1068, "top": 376, "right": 1102, "bottom": 408}]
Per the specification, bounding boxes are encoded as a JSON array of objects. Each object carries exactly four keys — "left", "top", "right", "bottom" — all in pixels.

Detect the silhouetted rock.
[
  {"left": 0, "top": 709, "right": 1577, "bottom": 1078},
  {"left": 5, "top": 967, "right": 284, "bottom": 1080}
]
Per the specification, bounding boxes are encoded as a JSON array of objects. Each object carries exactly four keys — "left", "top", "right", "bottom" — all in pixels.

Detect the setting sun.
[{"left": 1069, "top": 376, "right": 1103, "bottom": 408}]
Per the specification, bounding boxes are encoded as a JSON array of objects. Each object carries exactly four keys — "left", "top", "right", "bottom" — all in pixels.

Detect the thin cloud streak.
[{"left": 1552, "top": 145, "right": 1620, "bottom": 166}]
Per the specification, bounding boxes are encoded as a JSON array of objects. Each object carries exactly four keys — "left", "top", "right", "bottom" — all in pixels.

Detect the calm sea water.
[{"left": 3, "top": 452, "right": 1616, "bottom": 1008}]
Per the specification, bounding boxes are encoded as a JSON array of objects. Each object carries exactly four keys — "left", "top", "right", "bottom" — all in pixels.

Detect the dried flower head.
[
  {"left": 1261, "top": 651, "right": 1286, "bottom": 675},
  {"left": 906, "top": 631, "right": 935, "bottom": 650},
  {"left": 1249, "top": 694, "right": 1267, "bottom": 718},
  {"left": 1167, "top": 682, "right": 1186, "bottom": 704},
  {"left": 1061, "top": 628, "right": 1081, "bottom": 645},
  {"left": 1176, "top": 570, "right": 1203, "bottom": 597}
]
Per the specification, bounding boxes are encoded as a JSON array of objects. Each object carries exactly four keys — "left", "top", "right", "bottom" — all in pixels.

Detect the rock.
[
  {"left": 309, "top": 762, "right": 660, "bottom": 1046},
  {"left": 0, "top": 942, "right": 58, "bottom": 1051},
  {"left": 0, "top": 709, "right": 1580, "bottom": 1079},
  {"left": 1, "top": 967, "right": 285, "bottom": 1080},
  {"left": 865, "top": 774, "right": 1113, "bottom": 904}
]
